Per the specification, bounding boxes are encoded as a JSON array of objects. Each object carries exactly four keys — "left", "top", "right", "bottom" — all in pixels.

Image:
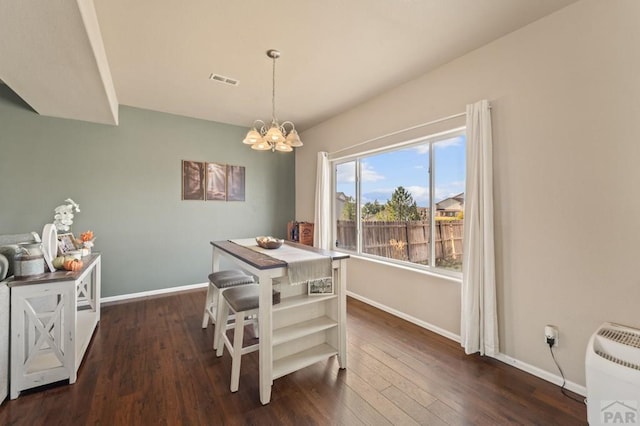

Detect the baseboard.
[
  {"left": 492, "top": 352, "right": 587, "bottom": 397},
  {"left": 101, "top": 282, "right": 208, "bottom": 304},
  {"left": 347, "top": 290, "right": 587, "bottom": 398},
  {"left": 346, "top": 290, "right": 461, "bottom": 343}
]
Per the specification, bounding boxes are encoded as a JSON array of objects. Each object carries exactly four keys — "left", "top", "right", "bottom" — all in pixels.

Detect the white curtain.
[
  {"left": 314, "top": 151, "right": 332, "bottom": 249},
  {"left": 460, "top": 100, "right": 498, "bottom": 356}
]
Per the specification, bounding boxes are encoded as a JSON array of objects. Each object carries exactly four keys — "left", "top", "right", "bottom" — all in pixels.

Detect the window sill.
[{"left": 344, "top": 252, "right": 462, "bottom": 284}]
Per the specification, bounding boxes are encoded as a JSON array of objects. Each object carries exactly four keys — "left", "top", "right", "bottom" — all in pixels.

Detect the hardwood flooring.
[{"left": 0, "top": 290, "right": 586, "bottom": 425}]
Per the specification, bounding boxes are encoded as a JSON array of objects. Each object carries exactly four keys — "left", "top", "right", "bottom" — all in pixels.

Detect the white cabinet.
[{"left": 9, "top": 254, "right": 101, "bottom": 399}]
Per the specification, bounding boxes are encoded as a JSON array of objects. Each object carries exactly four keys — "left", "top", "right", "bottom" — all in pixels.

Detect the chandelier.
[{"left": 242, "top": 49, "right": 303, "bottom": 152}]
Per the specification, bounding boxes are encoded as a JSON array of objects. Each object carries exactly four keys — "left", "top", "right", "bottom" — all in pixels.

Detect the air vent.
[
  {"left": 209, "top": 73, "right": 239, "bottom": 86},
  {"left": 598, "top": 327, "right": 640, "bottom": 349}
]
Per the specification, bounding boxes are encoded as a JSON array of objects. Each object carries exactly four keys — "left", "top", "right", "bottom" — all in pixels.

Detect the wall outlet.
[{"left": 544, "top": 325, "right": 559, "bottom": 347}]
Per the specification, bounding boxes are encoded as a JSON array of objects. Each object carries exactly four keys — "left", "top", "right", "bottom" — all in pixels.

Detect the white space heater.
[{"left": 586, "top": 322, "right": 640, "bottom": 425}]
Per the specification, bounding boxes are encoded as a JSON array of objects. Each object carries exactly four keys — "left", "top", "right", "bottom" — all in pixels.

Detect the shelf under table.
[{"left": 272, "top": 343, "right": 338, "bottom": 380}]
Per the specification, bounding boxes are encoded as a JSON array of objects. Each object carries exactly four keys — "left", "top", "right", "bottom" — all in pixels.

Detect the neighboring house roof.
[{"left": 436, "top": 193, "right": 464, "bottom": 211}]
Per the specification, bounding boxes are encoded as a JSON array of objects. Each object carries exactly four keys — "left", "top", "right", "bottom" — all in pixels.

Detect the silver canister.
[{"left": 14, "top": 242, "right": 45, "bottom": 278}]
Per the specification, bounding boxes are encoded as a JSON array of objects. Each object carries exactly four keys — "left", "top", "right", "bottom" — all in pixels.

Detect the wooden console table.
[
  {"left": 211, "top": 241, "right": 348, "bottom": 405},
  {"left": 8, "top": 254, "right": 101, "bottom": 399}
]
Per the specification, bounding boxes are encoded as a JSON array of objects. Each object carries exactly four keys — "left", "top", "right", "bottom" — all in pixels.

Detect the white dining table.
[{"left": 210, "top": 240, "right": 349, "bottom": 405}]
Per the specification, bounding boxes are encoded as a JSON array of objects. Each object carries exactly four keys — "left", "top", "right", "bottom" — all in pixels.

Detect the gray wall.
[{"left": 0, "top": 85, "right": 295, "bottom": 297}]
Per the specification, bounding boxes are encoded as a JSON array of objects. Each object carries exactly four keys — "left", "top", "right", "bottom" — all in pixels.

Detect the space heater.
[{"left": 586, "top": 322, "right": 640, "bottom": 425}]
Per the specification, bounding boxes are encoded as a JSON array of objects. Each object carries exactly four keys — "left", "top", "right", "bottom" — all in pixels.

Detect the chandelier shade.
[{"left": 243, "top": 49, "right": 302, "bottom": 153}]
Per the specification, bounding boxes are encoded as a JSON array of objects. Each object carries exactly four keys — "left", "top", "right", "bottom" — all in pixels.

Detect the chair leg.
[
  {"left": 216, "top": 302, "right": 229, "bottom": 357},
  {"left": 230, "top": 312, "right": 245, "bottom": 392},
  {"left": 201, "top": 283, "right": 213, "bottom": 329},
  {"left": 213, "top": 287, "right": 226, "bottom": 350}
]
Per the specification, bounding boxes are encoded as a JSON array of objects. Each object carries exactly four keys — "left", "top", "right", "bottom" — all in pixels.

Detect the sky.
[{"left": 336, "top": 134, "right": 465, "bottom": 208}]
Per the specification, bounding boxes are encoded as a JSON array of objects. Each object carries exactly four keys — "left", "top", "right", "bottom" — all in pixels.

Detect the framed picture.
[
  {"left": 205, "top": 162, "right": 226, "bottom": 201},
  {"left": 226, "top": 165, "right": 245, "bottom": 201},
  {"left": 182, "top": 160, "right": 205, "bottom": 200},
  {"left": 308, "top": 278, "right": 333, "bottom": 296},
  {"left": 57, "top": 233, "right": 77, "bottom": 255}
]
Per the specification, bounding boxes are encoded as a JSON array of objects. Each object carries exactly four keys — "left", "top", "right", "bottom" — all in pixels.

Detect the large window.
[{"left": 334, "top": 128, "right": 466, "bottom": 275}]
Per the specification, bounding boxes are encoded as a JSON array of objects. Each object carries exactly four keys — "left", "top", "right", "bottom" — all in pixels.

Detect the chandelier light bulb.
[
  {"left": 275, "top": 141, "right": 293, "bottom": 152},
  {"left": 243, "top": 129, "right": 262, "bottom": 145},
  {"left": 265, "top": 125, "right": 285, "bottom": 144},
  {"left": 251, "top": 140, "right": 271, "bottom": 151},
  {"left": 286, "top": 129, "right": 303, "bottom": 147}
]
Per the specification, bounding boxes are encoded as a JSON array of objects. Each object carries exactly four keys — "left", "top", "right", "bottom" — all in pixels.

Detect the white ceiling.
[{"left": 0, "top": 0, "right": 578, "bottom": 131}]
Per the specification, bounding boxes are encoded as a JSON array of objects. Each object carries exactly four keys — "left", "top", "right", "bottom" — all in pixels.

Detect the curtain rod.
[{"left": 329, "top": 111, "right": 466, "bottom": 157}]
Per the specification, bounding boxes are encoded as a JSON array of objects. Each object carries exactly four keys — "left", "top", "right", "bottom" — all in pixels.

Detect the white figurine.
[{"left": 53, "top": 198, "right": 81, "bottom": 232}]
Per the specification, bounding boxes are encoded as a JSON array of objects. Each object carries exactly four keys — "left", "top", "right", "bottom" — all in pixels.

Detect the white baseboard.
[
  {"left": 346, "top": 290, "right": 461, "bottom": 343},
  {"left": 492, "top": 352, "right": 587, "bottom": 397},
  {"left": 347, "top": 290, "right": 587, "bottom": 398},
  {"left": 101, "top": 282, "right": 208, "bottom": 304}
]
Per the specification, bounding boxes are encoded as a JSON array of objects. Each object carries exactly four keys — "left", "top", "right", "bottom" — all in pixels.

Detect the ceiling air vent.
[{"left": 209, "top": 73, "right": 239, "bottom": 86}]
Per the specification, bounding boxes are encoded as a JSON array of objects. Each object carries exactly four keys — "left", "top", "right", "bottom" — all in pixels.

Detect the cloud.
[
  {"left": 434, "top": 180, "right": 465, "bottom": 202},
  {"left": 436, "top": 135, "right": 464, "bottom": 149},
  {"left": 336, "top": 163, "right": 355, "bottom": 183},
  {"left": 413, "top": 144, "right": 430, "bottom": 155},
  {"left": 361, "top": 161, "right": 384, "bottom": 182},
  {"left": 336, "top": 161, "right": 385, "bottom": 183},
  {"left": 405, "top": 185, "right": 429, "bottom": 205},
  {"left": 410, "top": 135, "right": 464, "bottom": 156}
]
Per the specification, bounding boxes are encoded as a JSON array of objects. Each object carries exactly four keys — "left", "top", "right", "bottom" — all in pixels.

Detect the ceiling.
[{"left": 0, "top": 0, "right": 578, "bottom": 131}]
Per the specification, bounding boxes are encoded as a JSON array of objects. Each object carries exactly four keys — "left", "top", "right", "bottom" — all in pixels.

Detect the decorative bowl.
[{"left": 256, "top": 236, "right": 283, "bottom": 249}]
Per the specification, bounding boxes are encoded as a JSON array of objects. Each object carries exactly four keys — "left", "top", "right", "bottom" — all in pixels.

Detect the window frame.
[{"left": 331, "top": 126, "right": 466, "bottom": 280}]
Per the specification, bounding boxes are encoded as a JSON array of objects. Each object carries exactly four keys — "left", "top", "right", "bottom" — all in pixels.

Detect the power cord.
[{"left": 547, "top": 340, "right": 586, "bottom": 404}]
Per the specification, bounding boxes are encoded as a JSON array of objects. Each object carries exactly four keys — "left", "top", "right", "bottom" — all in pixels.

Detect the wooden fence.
[{"left": 336, "top": 220, "right": 463, "bottom": 268}]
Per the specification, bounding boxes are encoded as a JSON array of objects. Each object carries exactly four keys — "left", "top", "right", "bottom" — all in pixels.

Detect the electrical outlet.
[{"left": 544, "top": 325, "right": 559, "bottom": 347}]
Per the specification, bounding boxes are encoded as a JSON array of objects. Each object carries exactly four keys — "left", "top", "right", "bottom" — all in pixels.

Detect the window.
[{"left": 333, "top": 128, "right": 466, "bottom": 275}]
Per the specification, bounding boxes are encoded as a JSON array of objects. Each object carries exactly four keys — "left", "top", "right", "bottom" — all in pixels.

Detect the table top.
[
  {"left": 7, "top": 253, "right": 101, "bottom": 287},
  {"left": 211, "top": 240, "right": 349, "bottom": 270}
]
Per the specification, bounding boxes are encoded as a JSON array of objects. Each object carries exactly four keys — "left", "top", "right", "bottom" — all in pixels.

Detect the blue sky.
[{"left": 336, "top": 134, "right": 465, "bottom": 208}]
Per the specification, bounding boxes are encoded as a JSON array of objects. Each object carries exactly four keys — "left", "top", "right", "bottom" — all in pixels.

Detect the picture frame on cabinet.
[
  {"left": 308, "top": 278, "right": 333, "bottom": 296},
  {"left": 57, "top": 233, "right": 77, "bottom": 255}
]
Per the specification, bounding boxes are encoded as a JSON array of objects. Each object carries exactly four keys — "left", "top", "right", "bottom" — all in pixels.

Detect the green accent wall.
[{"left": 0, "top": 85, "right": 295, "bottom": 297}]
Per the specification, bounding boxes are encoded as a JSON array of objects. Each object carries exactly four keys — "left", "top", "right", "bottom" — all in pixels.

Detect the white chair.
[
  {"left": 202, "top": 270, "right": 255, "bottom": 350},
  {"left": 216, "top": 284, "right": 259, "bottom": 392}
]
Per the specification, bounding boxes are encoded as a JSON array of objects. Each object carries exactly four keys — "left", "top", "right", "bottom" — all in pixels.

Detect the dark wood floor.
[{"left": 0, "top": 290, "right": 586, "bottom": 425}]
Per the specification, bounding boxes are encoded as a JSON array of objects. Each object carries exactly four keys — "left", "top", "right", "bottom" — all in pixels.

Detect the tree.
[
  {"left": 341, "top": 196, "right": 356, "bottom": 220},
  {"left": 386, "top": 186, "right": 421, "bottom": 221},
  {"left": 362, "top": 200, "right": 384, "bottom": 219}
]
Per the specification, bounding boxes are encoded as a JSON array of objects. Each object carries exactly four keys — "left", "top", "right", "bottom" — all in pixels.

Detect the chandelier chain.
[{"left": 271, "top": 54, "right": 277, "bottom": 124}]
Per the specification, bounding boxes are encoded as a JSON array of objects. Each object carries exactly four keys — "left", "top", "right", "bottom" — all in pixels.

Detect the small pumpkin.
[
  {"left": 63, "top": 258, "right": 84, "bottom": 271},
  {"left": 52, "top": 256, "right": 66, "bottom": 270}
]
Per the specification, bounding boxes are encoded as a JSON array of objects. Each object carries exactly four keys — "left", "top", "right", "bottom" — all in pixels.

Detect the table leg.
[
  {"left": 337, "top": 259, "right": 347, "bottom": 369},
  {"left": 257, "top": 271, "right": 273, "bottom": 405},
  {"left": 212, "top": 248, "right": 221, "bottom": 272}
]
